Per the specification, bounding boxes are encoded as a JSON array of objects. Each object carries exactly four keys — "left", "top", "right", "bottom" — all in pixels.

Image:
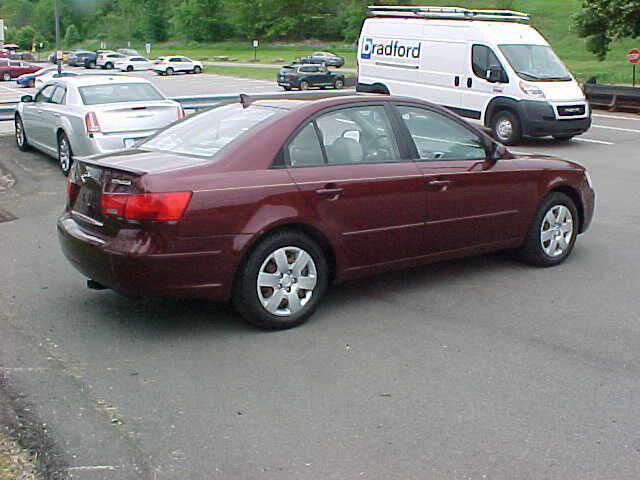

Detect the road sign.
[
  {"left": 0, "top": 20, "right": 4, "bottom": 43},
  {"left": 145, "top": 43, "right": 151, "bottom": 55},
  {"left": 628, "top": 49, "right": 640, "bottom": 64},
  {"left": 252, "top": 39, "right": 259, "bottom": 48}
]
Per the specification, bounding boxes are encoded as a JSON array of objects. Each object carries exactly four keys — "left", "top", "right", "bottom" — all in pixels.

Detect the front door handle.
[
  {"left": 315, "top": 187, "right": 344, "bottom": 196},
  {"left": 428, "top": 179, "right": 451, "bottom": 189}
]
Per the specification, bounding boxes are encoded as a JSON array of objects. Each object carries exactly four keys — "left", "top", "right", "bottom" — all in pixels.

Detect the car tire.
[
  {"left": 166, "top": 67, "right": 174, "bottom": 76},
  {"left": 105, "top": 62, "right": 114, "bottom": 70},
  {"left": 491, "top": 110, "right": 521, "bottom": 146},
  {"left": 193, "top": 66, "right": 202, "bottom": 74},
  {"left": 2, "top": 72, "right": 10, "bottom": 81},
  {"left": 334, "top": 79, "right": 344, "bottom": 89},
  {"left": 15, "top": 115, "right": 30, "bottom": 151},
  {"left": 283, "top": 86, "right": 292, "bottom": 91},
  {"left": 553, "top": 135, "right": 575, "bottom": 142},
  {"left": 57, "top": 132, "right": 73, "bottom": 176},
  {"left": 126, "top": 65, "right": 134, "bottom": 72},
  {"left": 516, "top": 192, "right": 579, "bottom": 267},
  {"left": 299, "top": 80, "right": 309, "bottom": 90},
  {"left": 233, "top": 231, "right": 329, "bottom": 330}
]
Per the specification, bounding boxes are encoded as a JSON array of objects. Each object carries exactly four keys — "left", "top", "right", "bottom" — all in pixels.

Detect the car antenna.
[{"left": 239, "top": 93, "right": 251, "bottom": 109}]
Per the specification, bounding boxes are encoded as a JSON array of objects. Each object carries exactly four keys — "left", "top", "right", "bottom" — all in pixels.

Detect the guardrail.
[
  {"left": 0, "top": 89, "right": 358, "bottom": 122},
  {"left": 583, "top": 83, "right": 640, "bottom": 113}
]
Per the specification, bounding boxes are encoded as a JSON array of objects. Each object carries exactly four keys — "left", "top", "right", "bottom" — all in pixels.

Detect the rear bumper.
[
  {"left": 74, "top": 131, "right": 157, "bottom": 157},
  {"left": 57, "top": 213, "right": 248, "bottom": 300}
]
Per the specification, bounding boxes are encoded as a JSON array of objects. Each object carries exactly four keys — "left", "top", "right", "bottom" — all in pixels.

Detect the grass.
[
  {"left": 0, "top": 433, "right": 42, "bottom": 480},
  {"left": 81, "top": 0, "right": 638, "bottom": 84},
  {"left": 203, "top": 65, "right": 281, "bottom": 81}
]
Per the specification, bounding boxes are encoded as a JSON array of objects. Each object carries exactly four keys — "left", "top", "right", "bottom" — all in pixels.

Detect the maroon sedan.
[
  {"left": 58, "top": 95, "right": 595, "bottom": 329},
  {"left": 0, "top": 59, "right": 40, "bottom": 81}
]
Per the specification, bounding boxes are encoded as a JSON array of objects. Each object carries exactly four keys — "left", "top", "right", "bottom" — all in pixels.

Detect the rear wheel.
[
  {"left": 2, "top": 72, "right": 11, "bottom": 81},
  {"left": 126, "top": 65, "right": 134, "bottom": 72},
  {"left": 516, "top": 192, "right": 579, "bottom": 267},
  {"left": 233, "top": 231, "right": 328, "bottom": 330},
  {"left": 57, "top": 132, "right": 73, "bottom": 176},
  {"left": 15, "top": 115, "right": 29, "bottom": 151},
  {"left": 299, "top": 80, "right": 309, "bottom": 91},
  {"left": 166, "top": 67, "right": 174, "bottom": 76},
  {"left": 334, "top": 79, "right": 344, "bottom": 89},
  {"left": 491, "top": 110, "right": 521, "bottom": 146},
  {"left": 193, "top": 65, "right": 202, "bottom": 74}
]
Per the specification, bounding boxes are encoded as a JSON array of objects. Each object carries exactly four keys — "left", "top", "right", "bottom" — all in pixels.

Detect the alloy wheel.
[
  {"left": 540, "top": 205, "right": 573, "bottom": 257},
  {"left": 496, "top": 118, "right": 513, "bottom": 142},
  {"left": 59, "top": 136, "right": 71, "bottom": 173},
  {"left": 256, "top": 246, "right": 317, "bottom": 317},
  {"left": 15, "top": 118, "right": 25, "bottom": 147}
]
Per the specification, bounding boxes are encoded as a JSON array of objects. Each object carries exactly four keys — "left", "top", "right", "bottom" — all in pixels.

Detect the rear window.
[
  {"left": 79, "top": 83, "right": 164, "bottom": 105},
  {"left": 139, "top": 103, "right": 281, "bottom": 158}
]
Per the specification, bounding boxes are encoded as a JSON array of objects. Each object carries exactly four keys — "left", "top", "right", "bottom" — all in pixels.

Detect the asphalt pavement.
[{"left": 1, "top": 78, "right": 640, "bottom": 479}]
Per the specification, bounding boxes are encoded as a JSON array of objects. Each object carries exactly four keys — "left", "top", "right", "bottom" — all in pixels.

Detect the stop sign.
[{"left": 628, "top": 49, "right": 640, "bottom": 64}]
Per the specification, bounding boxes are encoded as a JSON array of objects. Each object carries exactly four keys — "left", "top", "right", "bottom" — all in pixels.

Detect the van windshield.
[{"left": 499, "top": 44, "right": 572, "bottom": 82}]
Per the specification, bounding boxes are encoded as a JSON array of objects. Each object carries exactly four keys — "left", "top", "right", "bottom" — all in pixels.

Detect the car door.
[
  {"left": 285, "top": 104, "right": 426, "bottom": 272},
  {"left": 22, "top": 84, "right": 57, "bottom": 150},
  {"left": 393, "top": 104, "right": 530, "bottom": 254},
  {"left": 41, "top": 85, "right": 67, "bottom": 150},
  {"left": 462, "top": 44, "right": 510, "bottom": 123}
]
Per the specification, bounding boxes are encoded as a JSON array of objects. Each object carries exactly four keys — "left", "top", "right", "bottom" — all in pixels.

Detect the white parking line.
[
  {"left": 593, "top": 113, "right": 640, "bottom": 121},
  {"left": 574, "top": 137, "right": 614, "bottom": 145},
  {"left": 591, "top": 124, "right": 640, "bottom": 133}
]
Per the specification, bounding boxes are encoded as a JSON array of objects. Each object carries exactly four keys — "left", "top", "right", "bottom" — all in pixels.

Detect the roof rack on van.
[{"left": 366, "top": 5, "right": 530, "bottom": 23}]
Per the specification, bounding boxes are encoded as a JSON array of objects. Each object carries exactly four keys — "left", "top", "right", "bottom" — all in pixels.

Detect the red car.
[
  {"left": 0, "top": 59, "right": 40, "bottom": 81},
  {"left": 58, "top": 95, "right": 595, "bottom": 329}
]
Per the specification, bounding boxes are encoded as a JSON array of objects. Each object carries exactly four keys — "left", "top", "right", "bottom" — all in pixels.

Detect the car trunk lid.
[{"left": 91, "top": 101, "right": 179, "bottom": 134}]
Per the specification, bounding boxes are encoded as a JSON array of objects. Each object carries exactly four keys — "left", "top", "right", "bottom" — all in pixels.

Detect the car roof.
[{"left": 51, "top": 74, "right": 154, "bottom": 86}]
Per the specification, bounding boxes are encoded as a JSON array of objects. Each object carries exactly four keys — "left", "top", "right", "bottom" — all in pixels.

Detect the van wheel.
[
  {"left": 233, "top": 231, "right": 328, "bottom": 330},
  {"left": 491, "top": 110, "right": 521, "bottom": 145},
  {"left": 516, "top": 192, "right": 578, "bottom": 267}
]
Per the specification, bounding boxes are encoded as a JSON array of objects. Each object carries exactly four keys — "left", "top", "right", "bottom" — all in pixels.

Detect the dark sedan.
[
  {"left": 299, "top": 51, "right": 345, "bottom": 68},
  {"left": 278, "top": 64, "right": 345, "bottom": 90},
  {"left": 67, "top": 50, "right": 95, "bottom": 67},
  {"left": 58, "top": 95, "right": 595, "bottom": 329}
]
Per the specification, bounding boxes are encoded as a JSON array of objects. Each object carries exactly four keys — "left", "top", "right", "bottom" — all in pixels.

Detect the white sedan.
[
  {"left": 34, "top": 69, "right": 79, "bottom": 88},
  {"left": 114, "top": 56, "right": 155, "bottom": 72},
  {"left": 153, "top": 56, "right": 203, "bottom": 75}
]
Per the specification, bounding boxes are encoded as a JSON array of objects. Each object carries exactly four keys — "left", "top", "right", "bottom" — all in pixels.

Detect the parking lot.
[{"left": 1, "top": 69, "right": 640, "bottom": 479}]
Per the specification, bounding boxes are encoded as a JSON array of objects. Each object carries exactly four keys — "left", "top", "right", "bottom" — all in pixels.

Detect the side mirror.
[
  {"left": 486, "top": 65, "right": 503, "bottom": 83},
  {"left": 21, "top": 94, "right": 33, "bottom": 103},
  {"left": 484, "top": 141, "right": 505, "bottom": 169}
]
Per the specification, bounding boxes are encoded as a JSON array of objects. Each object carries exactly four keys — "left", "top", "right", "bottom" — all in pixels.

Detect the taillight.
[
  {"left": 176, "top": 106, "right": 185, "bottom": 120},
  {"left": 84, "top": 112, "right": 100, "bottom": 134},
  {"left": 66, "top": 177, "right": 80, "bottom": 207},
  {"left": 101, "top": 192, "right": 192, "bottom": 221}
]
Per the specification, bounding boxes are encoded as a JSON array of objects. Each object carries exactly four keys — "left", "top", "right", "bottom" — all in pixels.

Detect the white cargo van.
[{"left": 356, "top": 6, "right": 591, "bottom": 145}]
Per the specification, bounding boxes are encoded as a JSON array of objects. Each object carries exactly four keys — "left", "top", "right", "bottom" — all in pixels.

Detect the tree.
[
  {"left": 16, "top": 26, "right": 37, "bottom": 50},
  {"left": 173, "top": 0, "right": 230, "bottom": 42},
  {"left": 64, "top": 24, "right": 81, "bottom": 47},
  {"left": 574, "top": 0, "right": 640, "bottom": 60},
  {"left": 141, "top": 0, "right": 169, "bottom": 42}
]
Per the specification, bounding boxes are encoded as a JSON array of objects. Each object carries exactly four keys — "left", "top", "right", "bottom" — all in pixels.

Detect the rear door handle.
[
  {"left": 315, "top": 187, "right": 344, "bottom": 196},
  {"left": 428, "top": 179, "right": 451, "bottom": 189}
]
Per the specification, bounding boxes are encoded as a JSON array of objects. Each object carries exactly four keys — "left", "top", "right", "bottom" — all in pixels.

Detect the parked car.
[
  {"left": 117, "top": 48, "right": 139, "bottom": 56},
  {"left": 67, "top": 50, "right": 95, "bottom": 67},
  {"left": 34, "top": 69, "right": 79, "bottom": 88},
  {"left": 278, "top": 64, "right": 345, "bottom": 90},
  {"left": 114, "top": 56, "right": 155, "bottom": 72},
  {"left": 153, "top": 56, "right": 203, "bottom": 75},
  {"left": 15, "top": 75, "right": 184, "bottom": 175},
  {"left": 96, "top": 52, "right": 126, "bottom": 69},
  {"left": 47, "top": 51, "right": 71, "bottom": 63},
  {"left": 357, "top": 5, "right": 592, "bottom": 145},
  {"left": 16, "top": 66, "right": 57, "bottom": 88},
  {"left": 81, "top": 52, "right": 99, "bottom": 69},
  {"left": 298, "top": 51, "right": 345, "bottom": 68},
  {"left": 56, "top": 94, "right": 595, "bottom": 330},
  {"left": 0, "top": 60, "right": 40, "bottom": 81}
]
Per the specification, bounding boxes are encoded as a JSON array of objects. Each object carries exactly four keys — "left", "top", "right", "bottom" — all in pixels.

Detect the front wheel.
[
  {"left": 491, "top": 110, "right": 522, "bottom": 146},
  {"left": 299, "top": 80, "right": 309, "bottom": 91},
  {"left": 165, "top": 67, "right": 174, "bottom": 76},
  {"left": 58, "top": 132, "right": 73, "bottom": 176},
  {"left": 334, "top": 79, "right": 344, "bottom": 89},
  {"left": 2, "top": 72, "right": 11, "bottom": 82},
  {"left": 104, "top": 62, "right": 113, "bottom": 70},
  {"left": 193, "top": 65, "right": 202, "bottom": 74},
  {"left": 126, "top": 65, "right": 134, "bottom": 72},
  {"left": 233, "top": 231, "right": 328, "bottom": 330},
  {"left": 15, "top": 115, "right": 29, "bottom": 151},
  {"left": 516, "top": 192, "right": 579, "bottom": 267}
]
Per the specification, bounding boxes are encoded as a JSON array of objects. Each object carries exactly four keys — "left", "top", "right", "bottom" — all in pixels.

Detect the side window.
[
  {"left": 315, "top": 106, "right": 399, "bottom": 165},
  {"left": 35, "top": 85, "right": 56, "bottom": 103},
  {"left": 287, "top": 123, "right": 324, "bottom": 167},
  {"left": 472, "top": 45, "right": 506, "bottom": 81},
  {"left": 50, "top": 87, "right": 66, "bottom": 105},
  {"left": 170, "top": 57, "right": 180, "bottom": 62},
  {"left": 397, "top": 106, "right": 486, "bottom": 160}
]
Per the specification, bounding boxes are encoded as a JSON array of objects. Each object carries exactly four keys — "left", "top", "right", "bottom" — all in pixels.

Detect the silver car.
[{"left": 15, "top": 75, "right": 184, "bottom": 174}]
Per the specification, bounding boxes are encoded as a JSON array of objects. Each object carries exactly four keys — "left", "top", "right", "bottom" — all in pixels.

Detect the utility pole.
[{"left": 54, "top": 0, "right": 61, "bottom": 74}]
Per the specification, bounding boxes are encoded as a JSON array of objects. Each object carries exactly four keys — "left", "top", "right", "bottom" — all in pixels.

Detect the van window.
[
  {"left": 397, "top": 106, "right": 486, "bottom": 161},
  {"left": 472, "top": 45, "right": 507, "bottom": 82}
]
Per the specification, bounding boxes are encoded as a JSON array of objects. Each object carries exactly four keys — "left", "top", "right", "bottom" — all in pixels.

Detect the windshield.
[
  {"left": 139, "top": 103, "right": 280, "bottom": 158},
  {"left": 79, "top": 83, "right": 164, "bottom": 105},
  {"left": 499, "top": 44, "right": 572, "bottom": 81}
]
